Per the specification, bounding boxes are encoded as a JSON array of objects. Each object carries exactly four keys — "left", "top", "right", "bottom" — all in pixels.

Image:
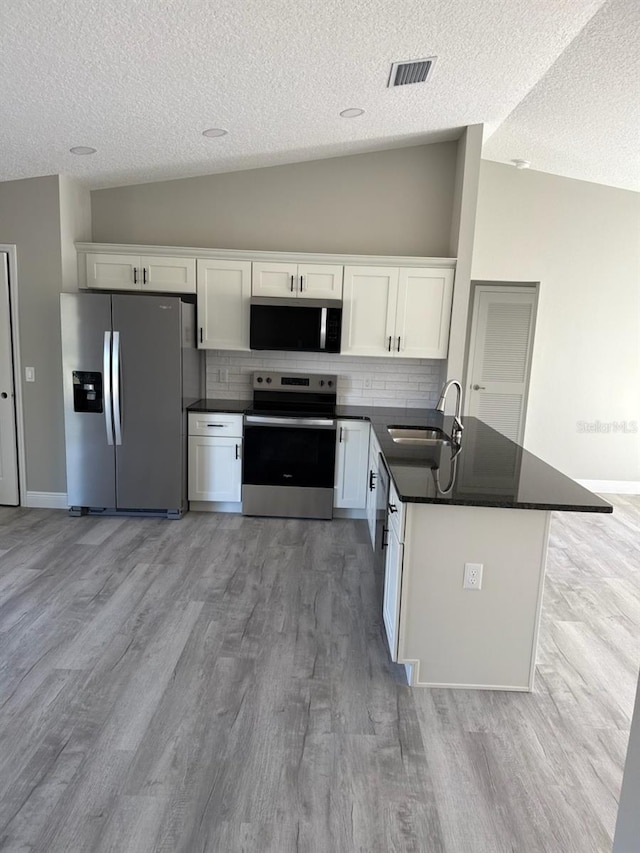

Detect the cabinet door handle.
[
  {"left": 388, "top": 503, "right": 398, "bottom": 514},
  {"left": 381, "top": 526, "right": 388, "bottom": 549},
  {"left": 290, "top": 274, "right": 295, "bottom": 293},
  {"left": 300, "top": 275, "right": 304, "bottom": 292},
  {"left": 235, "top": 443, "right": 240, "bottom": 460},
  {"left": 133, "top": 267, "right": 138, "bottom": 284},
  {"left": 143, "top": 267, "right": 148, "bottom": 284},
  {"left": 339, "top": 426, "right": 344, "bottom": 443},
  {"left": 369, "top": 470, "right": 377, "bottom": 491},
  {"left": 387, "top": 336, "right": 392, "bottom": 352},
  {"left": 199, "top": 327, "right": 203, "bottom": 344},
  {"left": 397, "top": 336, "right": 401, "bottom": 352},
  {"left": 472, "top": 384, "right": 486, "bottom": 390}
]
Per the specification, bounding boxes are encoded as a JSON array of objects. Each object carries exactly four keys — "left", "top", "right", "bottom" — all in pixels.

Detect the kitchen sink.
[{"left": 387, "top": 426, "right": 452, "bottom": 446}]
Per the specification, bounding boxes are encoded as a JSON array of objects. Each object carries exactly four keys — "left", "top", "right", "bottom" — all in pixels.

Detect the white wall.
[
  {"left": 472, "top": 161, "right": 640, "bottom": 485},
  {"left": 205, "top": 351, "right": 445, "bottom": 408}
]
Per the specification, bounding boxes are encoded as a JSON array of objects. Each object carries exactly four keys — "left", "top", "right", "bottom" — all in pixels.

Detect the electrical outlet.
[
  {"left": 463, "top": 562, "right": 483, "bottom": 590},
  {"left": 219, "top": 368, "right": 229, "bottom": 383},
  {"left": 363, "top": 376, "right": 372, "bottom": 389}
]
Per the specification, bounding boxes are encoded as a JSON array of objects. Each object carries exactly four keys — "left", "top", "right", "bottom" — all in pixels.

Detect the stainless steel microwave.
[{"left": 249, "top": 297, "right": 342, "bottom": 353}]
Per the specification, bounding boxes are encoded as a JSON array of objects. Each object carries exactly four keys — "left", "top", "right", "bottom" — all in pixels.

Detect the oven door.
[{"left": 242, "top": 415, "right": 337, "bottom": 519}]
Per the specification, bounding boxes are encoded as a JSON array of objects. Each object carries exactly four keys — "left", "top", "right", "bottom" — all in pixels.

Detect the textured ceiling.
[
  {"left": 483, "top": 0, "right": 640, "bottom": 191},
  {"left": 1, "top": 0, "right": 634, "bottom": 190}
]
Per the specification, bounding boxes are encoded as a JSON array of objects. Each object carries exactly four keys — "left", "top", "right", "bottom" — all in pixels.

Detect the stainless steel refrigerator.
[{"left": 60, "top": 292, "right": 202, "bottom": 518}]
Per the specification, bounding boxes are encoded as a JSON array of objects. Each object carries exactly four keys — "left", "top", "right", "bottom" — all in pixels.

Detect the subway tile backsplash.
[{"left": 205, "top": 351, "right": 447, "bottom": 408}]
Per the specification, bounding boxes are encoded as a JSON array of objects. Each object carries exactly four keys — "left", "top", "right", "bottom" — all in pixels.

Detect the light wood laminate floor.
[{"left": 0, "top": 497, "right": 637, "bottom": 853}]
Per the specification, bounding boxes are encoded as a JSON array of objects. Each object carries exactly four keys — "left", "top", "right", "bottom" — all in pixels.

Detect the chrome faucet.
[{"left": 436, "top": 379, "right": 464, "bottom": 444}]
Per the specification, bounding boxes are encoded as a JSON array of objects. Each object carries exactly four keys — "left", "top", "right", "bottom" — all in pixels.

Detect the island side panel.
[{"left": 399, "top": 504, "right": 551, "bottom": 690}]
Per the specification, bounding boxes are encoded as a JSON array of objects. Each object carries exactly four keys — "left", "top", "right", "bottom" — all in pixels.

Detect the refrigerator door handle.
[
  {"left": 103, "top": 331, "right": 114, "bottom": 446},
  {"left": 112, "top": 331, "right": 123, "bottom": 446}
]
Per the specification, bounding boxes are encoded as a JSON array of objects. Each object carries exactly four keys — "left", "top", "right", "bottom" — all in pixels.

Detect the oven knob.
[
  {"left": 266, "top": 377, "right": 272, "bottom": 384},
  {"left": 319, "top": 380, "right": 325, "bottom": 387},
  {"left": 327, "top": 380, "right": 333, "bottom": 387},
  {"left": 256, "top": 376, "right": 263, "bottom": 383}
]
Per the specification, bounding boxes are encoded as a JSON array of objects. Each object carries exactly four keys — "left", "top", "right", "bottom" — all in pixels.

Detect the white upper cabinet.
[
  {"left": 196, "top": 259, "right": 251, "bottom": 350},
  {"left": 341, "top": 266, "right": 399, "bottom": 356},
  {"left": 341, "top": 265, "right": 453, "bottom": 359},
  {"left": 252, "top": 261, "right": 343, "bottom": 299},
  {"left": 140, "top": 256, "right": 196, "bottom": 293},
  {"left": 251, "top": 261, "right": 298, "bottom": 297},
  {"left": 395, "top": 267, "right": 454, "bottom": 359},
  {"left": 86, "top": 253, "right": 141, "bottom": 291},
  {"left": 334, "top": 420, "right": 370, "bottom": 509},
  {"left": 86, "top": 253, "right": 196, "bottom": 293},
  {"left": 298, "top": 264, "right": 343, "bottom": 299}
]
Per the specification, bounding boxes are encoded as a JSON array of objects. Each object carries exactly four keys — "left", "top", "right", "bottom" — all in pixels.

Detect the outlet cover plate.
[{"left": 463, "top": 562, "right": 483, "bottom": 590}]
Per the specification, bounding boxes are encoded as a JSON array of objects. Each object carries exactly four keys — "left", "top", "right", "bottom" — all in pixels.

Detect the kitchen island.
[{"left": 341, "top": 406, "right": 612, "bottom": 690}]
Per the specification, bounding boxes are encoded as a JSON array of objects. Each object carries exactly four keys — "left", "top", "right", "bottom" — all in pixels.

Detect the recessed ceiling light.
[
  {"left": 340, "top": 108, "right": 365, "bottom": 118},
  {"left": 70, "top": 146, "right": 97, "bottom": 155},
  {"left": 202, "top": 128, "right": 228, "bottom": 138},
  {"left": 512, "top": 159, "right": 531, "bottom": 170}
]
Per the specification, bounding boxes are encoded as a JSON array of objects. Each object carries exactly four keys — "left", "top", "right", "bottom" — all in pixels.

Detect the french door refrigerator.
[{"left": 60, "top": 292, "right": 201, "bottom": 518}]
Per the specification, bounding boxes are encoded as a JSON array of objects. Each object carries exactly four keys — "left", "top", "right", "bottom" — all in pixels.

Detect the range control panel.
[{"left": 252, "top": 371, "right": 337, "bottom": 394}]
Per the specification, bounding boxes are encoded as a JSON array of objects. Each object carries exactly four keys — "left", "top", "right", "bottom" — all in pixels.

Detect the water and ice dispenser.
[{"left": 72, "top": 371, "right": 103, "bottom": 413}]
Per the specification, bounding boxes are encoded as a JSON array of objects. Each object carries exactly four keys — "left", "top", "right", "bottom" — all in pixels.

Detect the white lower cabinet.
[
  {"left": 188, "top": 437, "right": 242, "bottom": 502},
  {"left": 383, "top": 525, "right": 403, "bottom": 661},
  {"left": 365, "top": 430, "right": 381, "bottom": 546},
  {"left": 334, "top": 420, "right": 370, "bottom": 509},
  {"left": 188, "top": 413, "right": 243, "bottom": 503}
]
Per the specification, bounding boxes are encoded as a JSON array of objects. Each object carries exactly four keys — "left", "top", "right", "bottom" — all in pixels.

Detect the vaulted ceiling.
[{"left": 1, "top": 0, "right": 637, "bottom": 190}]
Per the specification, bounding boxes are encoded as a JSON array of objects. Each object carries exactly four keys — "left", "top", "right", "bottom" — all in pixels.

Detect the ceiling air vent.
[{"left": 388, "top": 57, "right": 436, "bottom": 87}]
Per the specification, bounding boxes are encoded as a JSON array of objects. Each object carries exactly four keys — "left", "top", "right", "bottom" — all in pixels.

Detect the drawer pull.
[
  {"left": 206, "top": 423, "right": 226, "bottom": 428},
  {"left": 388, "top": 503, "right": 398, "bottom": 514}
]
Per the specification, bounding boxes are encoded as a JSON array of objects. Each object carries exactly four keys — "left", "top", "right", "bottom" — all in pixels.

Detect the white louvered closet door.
[{"left": 466, "top": 287, "right": 537, "bottom": 443}]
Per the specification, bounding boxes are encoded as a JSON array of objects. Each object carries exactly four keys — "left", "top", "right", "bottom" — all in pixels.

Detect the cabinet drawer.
[
  {"left": 188, "top": 412, "right": 243, "bottom": 437},
  {"left": 388, "top": 478, "right": 405, "bottom": 542}
]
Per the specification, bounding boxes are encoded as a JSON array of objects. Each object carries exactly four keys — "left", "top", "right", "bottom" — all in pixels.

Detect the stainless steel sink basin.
[{"left": 387, "top": 426, "right": 452, "bottom": 446}]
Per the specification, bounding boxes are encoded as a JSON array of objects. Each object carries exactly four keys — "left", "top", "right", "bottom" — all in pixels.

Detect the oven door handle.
[{"left": 244, "top": 415, "right": 336, "bottom": 429}]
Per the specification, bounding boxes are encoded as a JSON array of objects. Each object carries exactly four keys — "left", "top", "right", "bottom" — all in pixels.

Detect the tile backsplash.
[{"left": 205, "top": 350, "right": 447, "bottom": 408}]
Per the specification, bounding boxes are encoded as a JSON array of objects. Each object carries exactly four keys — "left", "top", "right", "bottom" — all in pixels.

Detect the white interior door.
[
  {"left": 0, "top": 253, "right": 19, "bottom": 505},
  {"left": 466, "top": 285, "right": 537, "bottom": 444}
]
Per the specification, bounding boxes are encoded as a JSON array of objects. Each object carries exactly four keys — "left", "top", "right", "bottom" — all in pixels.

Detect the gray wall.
[
  {"left": 0, "top": 174, "right": 91, "bottom": 496},
  {"left": 0, "top": 176, "right": 65, "bottom": 494},
  {"left": 472, "top": 161, "right": 640, "bottom": 484},
  {"left": 91, "top": 143, "right": 457, "bottom": 257}
]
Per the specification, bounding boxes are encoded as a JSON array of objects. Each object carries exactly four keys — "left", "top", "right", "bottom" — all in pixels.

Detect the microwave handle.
[{"left": 319, "top": 307, "right": 327, "bottom": 350}]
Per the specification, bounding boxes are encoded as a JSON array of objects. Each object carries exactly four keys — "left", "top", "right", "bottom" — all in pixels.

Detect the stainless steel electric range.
[{"left": 242, "top": 371, "right": 337, "bottom": 520}]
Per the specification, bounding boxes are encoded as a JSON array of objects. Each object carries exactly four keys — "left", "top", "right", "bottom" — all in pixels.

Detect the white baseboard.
[
  {"left": 22, "top": 492, "right": 69, "bottom": 509},
  {"left": 577, "top": 479, "right": 640, "bottom": 495},
  {"left": 24, "top": 491, "right": 68, "bottom": 509}
]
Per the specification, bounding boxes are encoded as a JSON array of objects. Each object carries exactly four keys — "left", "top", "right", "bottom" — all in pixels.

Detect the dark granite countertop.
[
  {"left": 187, "top": 400, "right": 612, "bottom": 513},
  {"left": 188, "top": 398, "right": 251, "bottom": 414}
]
